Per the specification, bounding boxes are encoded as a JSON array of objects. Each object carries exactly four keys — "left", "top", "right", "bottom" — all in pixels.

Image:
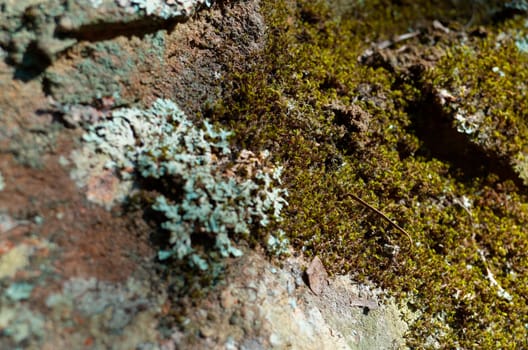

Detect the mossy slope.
[{"left": 212, "top": 0, "right": 528, "bottom": 347}]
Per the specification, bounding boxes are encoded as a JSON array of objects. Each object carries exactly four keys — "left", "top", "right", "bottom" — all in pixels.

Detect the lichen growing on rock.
[
  {"left": 4, "top": 0, "right": 528, "bottom": 347},
  {"left": 120, "top": 0, "right": 213, "bottom": 18},
  {"left": 0, "top": 0, "right": 209, "bottom": 79},
  {"left": 73, "top": 98, "right": 288, "bottom": 269},
  {"left": 45, "top": 32, "right": 166, "bottom": 106}
]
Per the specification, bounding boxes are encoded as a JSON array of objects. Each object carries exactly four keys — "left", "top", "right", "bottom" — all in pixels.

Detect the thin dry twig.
[
  {"left": 375, "top": 31, "right": 420, "bottom": 50},
  {"left": 342, "top": 193, "right": 413, "bottom": 245},
  {"left": 454, "top": 198, "right": 512, "bottom": 301}
]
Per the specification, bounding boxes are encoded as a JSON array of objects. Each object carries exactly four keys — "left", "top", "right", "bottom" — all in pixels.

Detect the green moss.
[
  {"left": 426, "top": 16, "right": 528, "bottom": 186},
  {"left": 211, "top": 0, "right": 528, "bottom": 347}
]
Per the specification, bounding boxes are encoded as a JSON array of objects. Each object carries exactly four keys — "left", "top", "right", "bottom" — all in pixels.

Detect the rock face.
[
  {"left": 170, "top": 252, "right": 410, "bottom": 350},
  {"left": 0, "top": 0, "right": 212, "bottom": 76},
  {"left": 2, "top": 0, "right": 528, "bottom": 348},
  {"left": 0, "top": 1, "right": 410, "bottom": 348}
]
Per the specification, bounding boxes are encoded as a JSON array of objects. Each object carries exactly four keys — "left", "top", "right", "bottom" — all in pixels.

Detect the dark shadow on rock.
[
  {"left": 56, "top": 17, "right": 184, "bottom": 42},
  {"left": 12, "top": 42, "right": 52, "bottom": 81},
  {"left": 11, "top": 16, "right": 189, "bottom": 81},
  {"left": 407, "top": 86, "right": 525, "bottom": 190}
]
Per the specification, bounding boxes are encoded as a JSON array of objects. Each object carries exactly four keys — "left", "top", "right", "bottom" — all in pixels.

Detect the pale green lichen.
[
  {"left": 0, "top": 172, "right": 4, "bottom": 191},
  {"left": 514, "top": 152, "right": 528, "bottom": 185},
  {"left": 4, "top": 283, "right": 34, "bottom": 302},
  {"left": 79, "top": 98, "right": 288, "bottom": 269},
  {"left": 0, "top": 303, "right": 46, "bottom": 344},
  {"left": 120, "top": 0, "right": 212, "bottom": 19},
  {"left": 266, "top": 229, "right": 290, "bottom": 256},
  {"left": 0, "top": 238, "right": 160, "bottom": 348}
]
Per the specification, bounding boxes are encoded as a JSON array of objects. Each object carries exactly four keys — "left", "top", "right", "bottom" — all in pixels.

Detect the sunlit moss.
[{"left": 211, "top": 0, "right": 528, "bottom": 347}]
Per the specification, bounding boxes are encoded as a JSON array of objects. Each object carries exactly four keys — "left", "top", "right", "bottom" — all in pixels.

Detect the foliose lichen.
[{"left": 79, "top": 98, "right": 288, "bottom": 269}]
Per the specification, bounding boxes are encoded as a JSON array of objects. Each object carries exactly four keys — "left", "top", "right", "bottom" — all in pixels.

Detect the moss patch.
[
  {"left": 424, "top": 16, "right": 528, "bottom": 188},
  {"left": 211, "top": 0, "right": 528, "bottom": 347}
]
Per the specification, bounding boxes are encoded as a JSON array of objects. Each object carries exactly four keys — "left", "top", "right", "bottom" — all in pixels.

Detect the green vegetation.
[
  {"left": 81, "top": 99, "right": 288, "bottom": 270},
  {"left": 425, "top": 16, "right": 528, "bottom": 186},
  {"left": 210, "top": 0, "right": 528, "bottom": 347}
]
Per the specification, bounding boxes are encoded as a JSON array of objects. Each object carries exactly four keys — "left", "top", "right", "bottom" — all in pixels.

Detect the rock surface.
[{"left": 1, "top": 0, "right": 528, "bottom": 348}]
